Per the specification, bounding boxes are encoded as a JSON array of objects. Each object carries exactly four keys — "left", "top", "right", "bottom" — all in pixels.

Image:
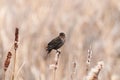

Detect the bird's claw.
[{"left": 56, "top": 50, "right": 61, "bottom": 54}]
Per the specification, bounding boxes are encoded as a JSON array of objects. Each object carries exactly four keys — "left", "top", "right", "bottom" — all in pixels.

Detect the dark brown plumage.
[{"left": 46, "top": 32, "right": 65, "bottom": 54}]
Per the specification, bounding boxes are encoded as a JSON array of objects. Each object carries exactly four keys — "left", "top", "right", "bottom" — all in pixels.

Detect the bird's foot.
[{"left": 56, "top": 49, "right": 61, "bottom": 54}]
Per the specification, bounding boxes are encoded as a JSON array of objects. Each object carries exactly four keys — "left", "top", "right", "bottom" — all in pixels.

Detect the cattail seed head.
[
  {"left": 4, "top": 52, "right": 12, "bottom": 72},
  {"left": 15, "top": 28, "right": 19, "bottom": 42},
  {"left": 14, "top": 28, "right": 19, "bottom": 50}
]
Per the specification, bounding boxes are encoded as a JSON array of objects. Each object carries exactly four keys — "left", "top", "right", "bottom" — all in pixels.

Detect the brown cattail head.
[
  {"left": 14, "top": 28, "right": 19, "bottom": 50},
  {"left": 15, "top": 28, "right": 19, "bottom": 42},
  {"left": 4, "top": 52, "right": 12, "bottom": 72}
]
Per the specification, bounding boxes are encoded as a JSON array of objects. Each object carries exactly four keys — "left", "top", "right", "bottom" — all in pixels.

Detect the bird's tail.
[
  {"left": 44, "top": 48, "right": 52, "bottom": 60},
  {"left": 46, "top": 47, "right": 52, "bottom": 54}
]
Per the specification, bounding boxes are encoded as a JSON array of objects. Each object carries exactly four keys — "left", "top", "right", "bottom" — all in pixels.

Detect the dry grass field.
[{"left": 0, "top": 0, "right": 120, "bottom": 80}]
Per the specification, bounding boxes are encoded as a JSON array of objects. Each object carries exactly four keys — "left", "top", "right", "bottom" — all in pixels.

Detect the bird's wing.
[
  {"left": 48, "top": 37, "right": 63, "bottom": 48},
  {"left": 48, "top": 37, "right": 60, "bottom": 45}
]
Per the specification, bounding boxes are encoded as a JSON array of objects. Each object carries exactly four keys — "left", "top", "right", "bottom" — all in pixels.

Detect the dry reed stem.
[
  {"left": 86, "top": 61, "right": 104, "bottom": 80},
  {"left": 16, "top": 61, "right": 25, "bottom": 78},
  {"left": 3, "top": 71, "right": 5, "bottom": 80}
]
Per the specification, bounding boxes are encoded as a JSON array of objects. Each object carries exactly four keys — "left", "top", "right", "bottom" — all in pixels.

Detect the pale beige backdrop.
[{"left": 0, "top": 0, "right": 120, "bottom": 80}]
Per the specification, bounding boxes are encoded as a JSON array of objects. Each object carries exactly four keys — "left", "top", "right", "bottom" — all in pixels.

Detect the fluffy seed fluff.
[{"left": 86, "top": 61, "right": 104, "bottom": 80}]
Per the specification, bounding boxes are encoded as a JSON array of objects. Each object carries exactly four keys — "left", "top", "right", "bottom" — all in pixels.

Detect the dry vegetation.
[{"left": 0, "top": 0, "right": 120, "bottom": 80}]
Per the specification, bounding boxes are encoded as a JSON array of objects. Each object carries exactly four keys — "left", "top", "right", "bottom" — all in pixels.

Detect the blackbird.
[{"left": 46, "top": 32, "right": 65, "bottom": 54}]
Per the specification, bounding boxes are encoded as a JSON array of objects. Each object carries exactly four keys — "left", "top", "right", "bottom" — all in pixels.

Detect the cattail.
[
  {"left": 14, "top": 28, "right": 19, "bottom": 50},
  {"left": 49, "top": 50, "right": 61, "bottom": 80},
  {"left": 4, "top": 52, "right": 12, "bottom": 72},
  {"left": 54, "top": 51, "right": 61, "bottom": 69},
  {"left": 49, "top": 51, "right": 61, "bottom": 69},
  {"left": 87, "top": 49, "right": 92, "bottom": 65},
  {"left": 71, "top": 58, "right": 77, "bottom": 80},
  {"left": 3, "top": 27, "right": 19, "bottom": 80},
  {"left": 86, "top": 61, "right": 104, "bottom": 80},
  {"left": 86, "top": 45, "right": 93, "bottom": 73},
  {"left": 12, "top": 27, "right": 19, "bottom": 80}
]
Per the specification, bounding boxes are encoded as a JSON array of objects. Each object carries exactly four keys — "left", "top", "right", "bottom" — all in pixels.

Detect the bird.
[{"left": 46, "top": 32, "right": 65, "bottom": 54}]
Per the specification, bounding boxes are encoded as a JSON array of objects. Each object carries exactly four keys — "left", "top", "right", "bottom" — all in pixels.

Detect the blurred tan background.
[{"left": 0, "top": 0, "right": 120, "bottom": 80}]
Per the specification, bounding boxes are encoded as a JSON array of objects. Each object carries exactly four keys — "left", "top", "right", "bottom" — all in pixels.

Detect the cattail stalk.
[
  {"left": 53, "top": 51, "right": 61, "bottom": 80},
  {"left": 3, "top": 28, "right": 19, "bottom": 80},
  {"left": 49, "top": 50, "right": 61, "bottom": 80},
  {"left": 12, "top": 28, "right": 19, "bottom": 80}
]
